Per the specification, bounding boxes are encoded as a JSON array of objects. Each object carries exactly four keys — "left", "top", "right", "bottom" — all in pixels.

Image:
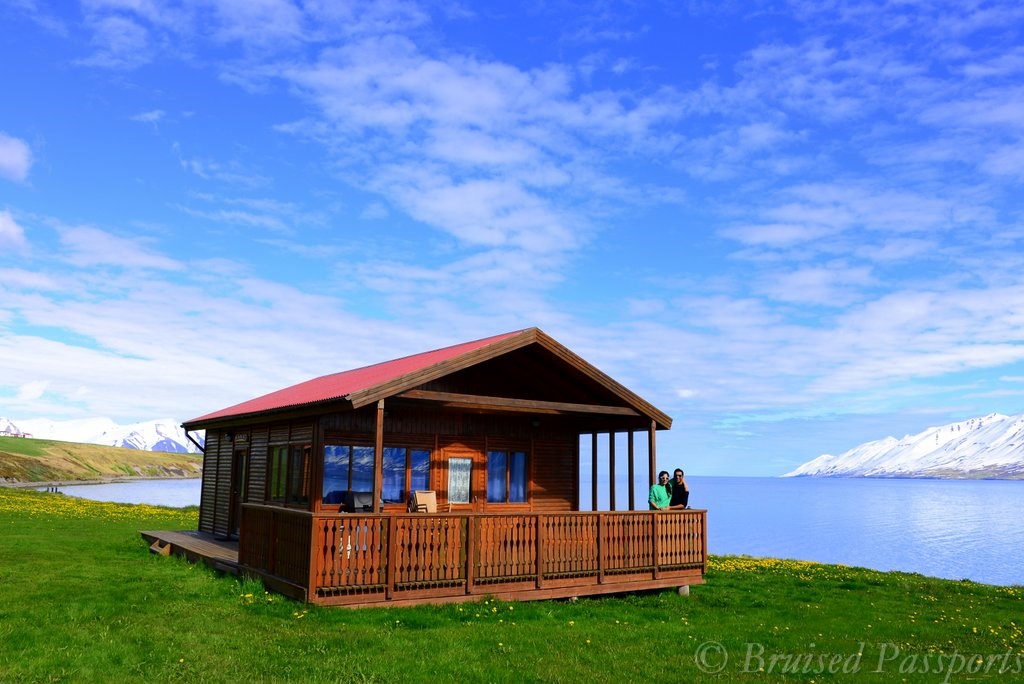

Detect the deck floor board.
[{"left": 141, "top": 530, "right": 240, "bottom": 573}]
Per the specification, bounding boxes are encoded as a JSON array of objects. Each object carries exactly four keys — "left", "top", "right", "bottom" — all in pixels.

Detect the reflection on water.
[
  {"left": 40, "top": 479, "right": 201, "bottom": 508},
  {"left": 692, "top": 476, "right": 1024, "bottom": 587}
]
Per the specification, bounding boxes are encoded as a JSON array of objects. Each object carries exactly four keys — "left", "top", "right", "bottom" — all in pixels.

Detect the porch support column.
[
  {"left": 373, "top": 399, "right": 385, "bottom": 513},
  {"left": 608, "top": 432, "right": 616, "bottom": 511},
  {"left": 573, "top": 433, "right": 580, "bottom": 511},
  {"left": 648, "top": 420, "right": 657, "bottom": 491},
  {"left": 591, "top": 432, "right": 598, "bottom": 512},
  {"left": 627, "top": 431, "right": 635, "bottom": 511}
]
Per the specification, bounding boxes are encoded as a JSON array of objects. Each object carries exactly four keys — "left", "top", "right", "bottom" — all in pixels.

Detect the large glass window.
[
  {"left": 410, "top": 449, "right": 429, "bottom": 492},
  {"left": 322, "top": 445, "right": 351, "bottom": 504},
  {"left": 382, "top": 447, "right": 406, "bottom": 503},
  {"left": 323, "top": 444, "right": 431, "bottom": 505},
  {"left": 487, "top": 449, "right": 527, "bottom": 503},
  {"left": 351, "top": 446, "right": 375, "bottom": 493},
  {"left": 269, "top": 444, "right": 311, "bottom": 506},
  {"left": 487, "top": 451, "right": 507, "bottom": 503}
]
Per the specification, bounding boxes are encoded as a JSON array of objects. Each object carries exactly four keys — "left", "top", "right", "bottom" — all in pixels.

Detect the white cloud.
[
  {"left": 57, "top": 225, "right": 182, "bottom": 270},
  {"left": 759, "top": 264, "right": 876, "bottom": 306},
  {"left": 0, "top": 133, "right": 32, "bottom": 182},
  {"left": 78, "top": 13, "right": 152, "bottom": 68},
  {"left": 131, "top": 109, "right": 165, "bottom": 123},
  {"left": 0, "top": 210, "right": 29, "bottom": 251},
  {"left": 359, "top": 202, "right": 389, "bottom": 220},
  {"left": 173, "top": 143, "right": 270, "bottom": 187},
  {"left": 16, "top": 380, "right": 48, "bottom": 401}
]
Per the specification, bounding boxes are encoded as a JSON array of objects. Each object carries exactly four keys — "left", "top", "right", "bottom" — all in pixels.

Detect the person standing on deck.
[
  {"left": 649, "top": 471, "right": 671, "bottom": 510},
  {"left": 668, "top": 469, "right": 690, "bottom": 509}
]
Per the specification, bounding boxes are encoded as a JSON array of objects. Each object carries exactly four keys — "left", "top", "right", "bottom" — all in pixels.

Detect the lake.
[
  {"left": 43, "top": 478, "right": 202, "bottom": 508},
  {"left": 45, "top": 475, "right": 1024, "bottom": 586},
  {"left": 691, "top": 476, "right": 1024, "bottom": 587}
]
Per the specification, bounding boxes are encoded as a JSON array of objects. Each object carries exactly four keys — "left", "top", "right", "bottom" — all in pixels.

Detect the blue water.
[
  {"left": 45, "top": 476, "right": 1024, "bottom": 586},
  {"left": 42, "top": 478, "right": 202, "bottom": 508},
  {"left": 691, "top": 476, "right": 1024, "bottom": 587}
]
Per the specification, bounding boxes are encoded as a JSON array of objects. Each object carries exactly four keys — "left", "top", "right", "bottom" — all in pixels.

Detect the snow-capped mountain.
[
  {"left": 0, "top": 417, "right": 204, "bottom": 454},
  {"left": 784, "top": 413, "right": 1024, "bottom": 479}
]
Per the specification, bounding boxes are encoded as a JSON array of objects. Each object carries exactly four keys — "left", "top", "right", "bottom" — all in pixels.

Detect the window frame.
[
  {"left": 485, "top": 449, "right": 528, "bottom": 504},
  {"left": 322, "top": 442, "right": 432, "bottom": 507},
  {"left": 268, "top": 443, "right": 312, "bottom": 508}
]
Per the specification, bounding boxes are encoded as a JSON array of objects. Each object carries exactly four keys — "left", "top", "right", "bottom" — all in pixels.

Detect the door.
[{"left": 229, "top": 446, "right": 250, "bottom": 539}]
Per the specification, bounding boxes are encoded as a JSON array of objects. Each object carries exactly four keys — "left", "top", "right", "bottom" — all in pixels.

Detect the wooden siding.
[
  {"left": 198, "top": 430, "right": 235, "bottom": 538},
  {"left": 213, "top": 430, "right": 233, "bottom": 538},
  {"left": 249, "top": 426, "right": 269, "bottom": 503},
  {"left": 237, "top": 505, "right": 705, "bottom": 606},
  {"left": 531, "top": 438, "right": 575, "bottom": 512},
  {"left": 198, "top": 431, "right": 220, "bottom": 534}
]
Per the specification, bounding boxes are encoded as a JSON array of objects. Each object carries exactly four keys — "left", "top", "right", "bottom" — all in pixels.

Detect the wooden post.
[
  {"left": 701, "top": 509, "right": 708, "bottom": 573},
  {"left": 597, "top": 513, "right": 605, "bottom": 584},
  {"left": 374, "top": 400, "right": 385, "bottom": 513},
  {"left": 627, "top": 432, "right": 635, "bottom": 511},
  {"left": 652, "top": 512, "right": 661, "bottom": 580},
  {"left": 386, "top": 515, "right": 398, "bottom": 600},
  {"left": 591, "top": 433, "right": 599, "bottom": 512},
  {"left": 535, "top": 513, "right": 545, "bottom": 589},
  {"left": 308, "top": 514, "right": 321, "bottom": 600},
  {"left": 647, "top": 420, "right": 657, "bottom": 491},
  {"left": 573, "top": 435, "right": 580, "bottom": 511},
  {"left": 608, "top": 432, "right": 616, "bottom": 512},
  {"left": 465, "top": 514, "right": 476, "bottom": 594}
]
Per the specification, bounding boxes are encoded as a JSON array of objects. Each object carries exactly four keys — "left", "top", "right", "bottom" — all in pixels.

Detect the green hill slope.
[{"left": 0, "top": 436, "right": 202, "bottom": 484}]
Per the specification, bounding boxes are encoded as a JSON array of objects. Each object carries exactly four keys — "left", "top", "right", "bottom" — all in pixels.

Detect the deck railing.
[{"left": 239, "top": 505, "right": 706, "bottom": 606}]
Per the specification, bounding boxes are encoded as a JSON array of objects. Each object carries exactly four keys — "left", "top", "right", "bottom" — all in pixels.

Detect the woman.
[{"left": 648, "top": 470, "right": 672, "bottom": 510}]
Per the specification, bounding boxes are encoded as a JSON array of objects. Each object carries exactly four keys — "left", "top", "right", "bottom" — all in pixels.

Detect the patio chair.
[{"left": 410, "top": 490, "right": 437, "bottom": 513}]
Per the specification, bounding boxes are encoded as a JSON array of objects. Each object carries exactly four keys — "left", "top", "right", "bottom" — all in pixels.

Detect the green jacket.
[{"left": 648, "top": 483, "right": 671, "bottom": 509}]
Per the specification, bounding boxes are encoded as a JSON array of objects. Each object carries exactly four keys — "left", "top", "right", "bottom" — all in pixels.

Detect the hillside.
[
  {"left": 785, "top": 412, "right": 1024, "bottom": 479},
  {"left": 0, "top": 436, "right": 202, "bottom": 485},
  {"left": 1, "top": 416, "right": 202, "bottom": 454}
]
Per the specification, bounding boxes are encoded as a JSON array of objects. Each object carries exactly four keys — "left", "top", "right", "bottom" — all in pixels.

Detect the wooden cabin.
[{"left": 182, "top": 327, "right": 706, "bottom": 607}]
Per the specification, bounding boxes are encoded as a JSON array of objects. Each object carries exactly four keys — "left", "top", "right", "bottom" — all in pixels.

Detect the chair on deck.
[{"left": 410, "top": 490, "right": 437, "bottom": 513}]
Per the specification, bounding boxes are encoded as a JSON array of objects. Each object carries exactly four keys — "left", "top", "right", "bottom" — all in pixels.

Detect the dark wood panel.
[
  {"left": 531, "top": 439, "right": 575, "bottom": 511},
  {"left": 249, "top": 426, "right": 269, "bottom": 502}
]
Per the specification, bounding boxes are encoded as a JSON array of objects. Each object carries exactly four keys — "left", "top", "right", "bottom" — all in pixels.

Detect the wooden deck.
[
  {"left": 238, "top": 506, "right": 707, "bottom": 607},
  {"left": 140, "top": 530, "right": 241, "bottom": 575}
]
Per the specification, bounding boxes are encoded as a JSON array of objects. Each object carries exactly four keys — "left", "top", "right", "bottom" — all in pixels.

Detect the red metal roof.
[{"left": 185, "top": 329, "right": 529, "bottom": 425}]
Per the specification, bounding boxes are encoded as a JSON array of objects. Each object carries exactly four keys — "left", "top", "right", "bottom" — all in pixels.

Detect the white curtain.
[{"left": 448, "top": 458, "right": 472, "bottom": 503}]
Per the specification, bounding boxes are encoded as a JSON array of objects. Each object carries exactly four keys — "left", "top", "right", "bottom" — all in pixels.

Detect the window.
[
  {"left": 323, "top": 443, "right": 431, "bottom": 505},
  {"left": 448, "top": 457, "right": 472, "bottom": 504},
  {"left": 487, "top": 450, "right": 527, "bottom": 503},
  {"left": 269, "top": 444, "right": 311, "bottom": 506},
  {"left": 382, "top": 447, "right": 430, "bottom": 503}
]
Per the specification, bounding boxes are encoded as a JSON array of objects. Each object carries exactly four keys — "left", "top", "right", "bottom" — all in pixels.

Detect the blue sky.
[{"left": 3, "top": 1, "right": 1024, "bottom": 477}]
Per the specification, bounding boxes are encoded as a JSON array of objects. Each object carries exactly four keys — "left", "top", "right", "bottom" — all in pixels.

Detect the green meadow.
[{"left": 0, "top": 486, "right": 1021, "bottom": 683}]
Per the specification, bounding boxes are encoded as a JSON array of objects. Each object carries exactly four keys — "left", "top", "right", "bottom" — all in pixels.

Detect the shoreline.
[{"left": 1, "top": 475, "right": 202, "bottom": 489}]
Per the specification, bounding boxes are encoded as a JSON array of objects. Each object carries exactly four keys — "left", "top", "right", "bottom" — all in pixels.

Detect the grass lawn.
[{"left": 1, "top": 487, "right": 1021, "bottom": 683}]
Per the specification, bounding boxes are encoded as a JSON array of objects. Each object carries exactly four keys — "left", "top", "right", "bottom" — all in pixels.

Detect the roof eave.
[
  {"left": 349, "top": 327, "right": 672, "bottom": 430},
  {"left": 183, "top": 396, "right": 356, "bottom": 431}
]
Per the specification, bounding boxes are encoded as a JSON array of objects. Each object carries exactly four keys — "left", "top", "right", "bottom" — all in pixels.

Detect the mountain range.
[
  {"left": 0, "top": 416, "right": 203, "bottom": 455},
  {"left": 784, "top": 412, "right": 1024, "bottom": 479}
]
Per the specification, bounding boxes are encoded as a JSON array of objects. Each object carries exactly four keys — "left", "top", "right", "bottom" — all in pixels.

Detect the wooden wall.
[
  {"left": 198, "top": 430, "right": 231, "bottom": 537},
  {"left": 201, "top": 404, "right": 600, "bottom": 533}
]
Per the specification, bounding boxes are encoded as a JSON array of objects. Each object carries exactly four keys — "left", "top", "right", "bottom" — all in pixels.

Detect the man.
[{"left": 669, "top": 469, "right": 690, "bottom": 509}]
